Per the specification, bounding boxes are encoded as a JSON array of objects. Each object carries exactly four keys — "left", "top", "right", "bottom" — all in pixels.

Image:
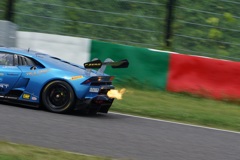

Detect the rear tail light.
[
  {"left": 82, "top": 76, "right": 114, "bottom": 85},
  {"left": 82, "top": 79, "right": 91, "bottom": 84}
]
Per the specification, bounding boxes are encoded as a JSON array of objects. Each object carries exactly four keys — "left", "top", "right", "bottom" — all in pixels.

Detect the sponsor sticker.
[
  {"left": 71, "top": 75, "right": 83, "bottom": 80},
  {"left": 2, "top": 66, "right": 17, "bottom": 68},
  {"left": 26, "top": 69, "right": 50, "bottom": 76},
  {"left": 85, "top": 63, "right": 101, "bottom": 67},
  {"left": 32, "top": 96, "right": 37, "bottom": 101},
  {"left": 0, "top": 83, "right": 9, "bottom": 92},
  {"left": 0, "top": 84, "right": 9, "bottom": 88},
  {"left": 89, "top": 87, "right": 99, "bottom": 93},
  {"left": 23, "top": 94, "right": 30, "bottom": 99}
]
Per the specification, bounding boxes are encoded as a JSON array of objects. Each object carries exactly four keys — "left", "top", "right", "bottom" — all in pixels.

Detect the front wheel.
[{"left": 41, "top": 80, "right": 75, "bottom": 113}]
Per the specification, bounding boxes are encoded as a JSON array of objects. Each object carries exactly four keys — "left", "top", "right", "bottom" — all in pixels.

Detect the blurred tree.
[
  {"left": 3, "top": 0, "right": 240, "bottom": 60},
  {"left": 0, "top": 0, "right": 7, "bottom": 20}
]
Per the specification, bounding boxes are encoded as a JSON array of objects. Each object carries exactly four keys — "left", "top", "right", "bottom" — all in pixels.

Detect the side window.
[
  {"left": 0, "top": 52, "right": 14, "bottom": 66},
  {"left": 25, "top": 57, "right": 35, "bottom": 66},
  {"left": 17, "top": 56, "right": 36, "bottom": 66}
]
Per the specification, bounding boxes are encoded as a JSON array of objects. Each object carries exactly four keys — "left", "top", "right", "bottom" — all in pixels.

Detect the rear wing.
[{"left": 84, "top": 58, "right": 129, "bottom": 76}]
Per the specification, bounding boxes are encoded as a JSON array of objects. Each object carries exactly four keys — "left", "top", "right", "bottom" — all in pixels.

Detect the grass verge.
[
  {"left": 112, "top": 86, "right": 240, "bottom": 132},
  {"left": 0, "top": 141, "right": 112, "bottom": 160}
]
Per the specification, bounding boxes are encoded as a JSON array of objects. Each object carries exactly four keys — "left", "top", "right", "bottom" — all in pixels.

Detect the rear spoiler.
[{"left": 84, "top": 58, "right": 129, "bottom": 76}]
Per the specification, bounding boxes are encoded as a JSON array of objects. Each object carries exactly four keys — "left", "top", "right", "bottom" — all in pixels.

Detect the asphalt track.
[{"left": 0, "top": 103, "right": 240, "bottom": 160}]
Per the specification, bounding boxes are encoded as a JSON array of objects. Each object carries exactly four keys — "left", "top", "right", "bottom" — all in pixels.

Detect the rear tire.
[{"left": 41, "top": 80, "right": 75, "bottom": 113}]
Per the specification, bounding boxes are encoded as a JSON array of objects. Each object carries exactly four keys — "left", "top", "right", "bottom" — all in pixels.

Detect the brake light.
[
  {"left": 82, "top": 79, "right": 91, "bottom": 84},
  {"left": 82, "top": 76, "right": 114, "bottom": 84}
]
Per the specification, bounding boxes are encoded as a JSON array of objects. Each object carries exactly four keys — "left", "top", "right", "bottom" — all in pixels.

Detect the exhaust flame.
[{"left": 107, "top": 88, "right": 126, "bottom": 100}]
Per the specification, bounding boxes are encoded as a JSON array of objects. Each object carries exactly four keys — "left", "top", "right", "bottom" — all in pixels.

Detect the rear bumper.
[{"left": 76, "top": 95, "right": 114, "bottom": 113}]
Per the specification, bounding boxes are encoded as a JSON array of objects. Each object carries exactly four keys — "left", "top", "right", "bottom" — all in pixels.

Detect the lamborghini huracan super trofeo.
[{"left": 0, "top": 47, "right": 128, "bottom": 113}]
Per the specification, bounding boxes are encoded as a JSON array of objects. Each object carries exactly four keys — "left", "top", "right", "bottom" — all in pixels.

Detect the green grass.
[
  {"left": 111, "top": 86, "right": 240, "bottom": 132},
  {"left": 0, "top": 141, "right": 112, "bottom": 160}
]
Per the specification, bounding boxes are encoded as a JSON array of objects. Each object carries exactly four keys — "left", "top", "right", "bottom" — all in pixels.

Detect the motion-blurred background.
[{"left": 1, "top": 0, "right": 240, "bottom": 61}]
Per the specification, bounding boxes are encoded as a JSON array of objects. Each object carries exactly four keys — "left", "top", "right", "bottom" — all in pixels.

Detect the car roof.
[
  {"left": 0, "top": 47, "right": 46, "bottom": 58},
  {"left": 0, "top": 47, "right": 86, "bottom": 71}
]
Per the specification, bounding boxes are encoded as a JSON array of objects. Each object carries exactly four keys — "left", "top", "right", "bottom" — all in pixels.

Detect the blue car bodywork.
[{"left": 0, "top": 47, "right": 128, "bottom": 113}]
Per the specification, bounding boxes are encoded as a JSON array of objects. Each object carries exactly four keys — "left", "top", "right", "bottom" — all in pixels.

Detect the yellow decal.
[
  {"left": 71, "top": 75, "right": 83, "bottom": 80},
  {"left": 23, "top": 94, "right": 30, "bottom": 99},
  {"left": 85, "top": 63, "right": 101, "bottom": 67}
]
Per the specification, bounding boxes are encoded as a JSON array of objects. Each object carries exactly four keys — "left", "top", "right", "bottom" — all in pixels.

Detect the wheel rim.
[{"left": 47, "top": 84, "right": 70, "bottom": 109}]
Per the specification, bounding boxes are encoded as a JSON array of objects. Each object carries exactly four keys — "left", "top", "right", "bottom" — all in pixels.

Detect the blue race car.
[{"left": 0, "top": 47, "right": 129, "bottom": 114}]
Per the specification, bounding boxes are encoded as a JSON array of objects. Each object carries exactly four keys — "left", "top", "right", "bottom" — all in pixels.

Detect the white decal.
[
  {"left": 89, "top": 87, "right": 99, "bottom": 93},
  {"left": 32, "top": 97, "right": 37, "bottom": 101},
  {"left": 0, "top": 84, "right": 9, "bottom": 88},
  {"left": 2, "top": 66, "right": 17, "bottom": 68},
  {"left": 0, "top": 84, "right": 9, "bottom": 92}
]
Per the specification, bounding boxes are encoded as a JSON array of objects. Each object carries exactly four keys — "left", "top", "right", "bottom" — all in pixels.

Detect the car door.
[{"left": 0, "top": 53, "right": 21, "bottom": 95}]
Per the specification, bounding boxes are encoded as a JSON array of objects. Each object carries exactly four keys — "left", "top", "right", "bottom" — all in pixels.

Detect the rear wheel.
[{"left": 41, "top": 80, "right": 75, "bottom": 113}]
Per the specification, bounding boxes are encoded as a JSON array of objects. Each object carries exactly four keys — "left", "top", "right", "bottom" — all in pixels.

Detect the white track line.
[{"left": 110, "top": 112, "right": 240, "bottom": 135}]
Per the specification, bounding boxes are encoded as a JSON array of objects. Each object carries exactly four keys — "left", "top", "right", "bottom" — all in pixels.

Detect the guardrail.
[{"left": 16, "top": 31, "right": 240, "bottom": 100}]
